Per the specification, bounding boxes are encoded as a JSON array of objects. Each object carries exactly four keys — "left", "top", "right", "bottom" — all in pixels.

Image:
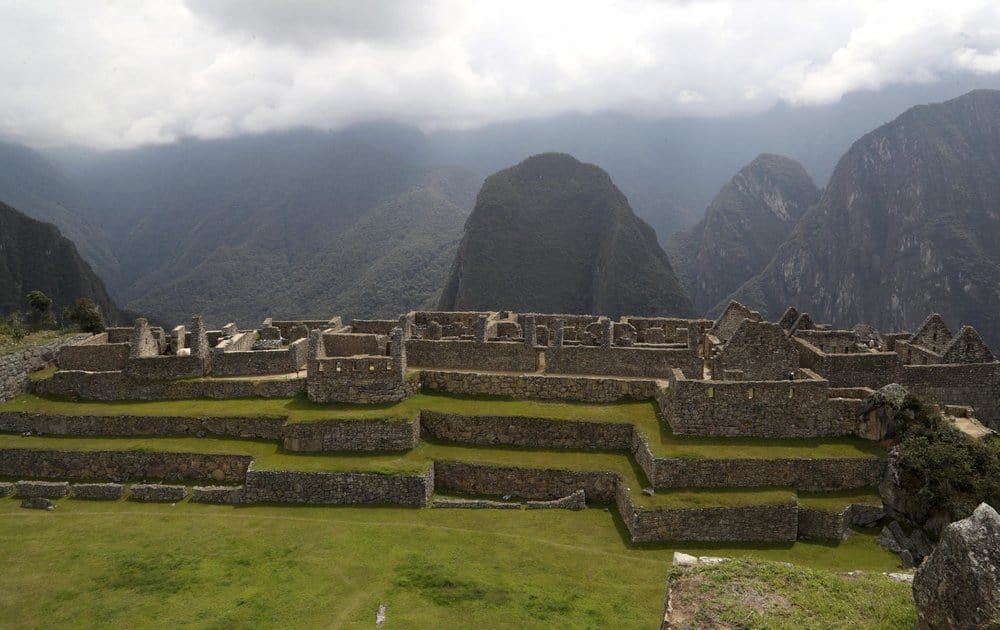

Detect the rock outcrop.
[
  {"left": 0, "top": 202, "right": 121, "bottom": 322},
  {"left": 912, "top": 502, "right": 1000, "bottom": 629},
  {"left": 438, "top": 153, "right": 695, "bottom": 317}
]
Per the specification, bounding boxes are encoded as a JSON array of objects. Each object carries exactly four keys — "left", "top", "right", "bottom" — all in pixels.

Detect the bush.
[
  {"left": 0, "top": 313, "right": 26, "bottom": 342},
  {"left": 896, "top": 395, "right": 1000, "bottom": 522},
  {"left": 65, "top": 298, "right": 105, "bottom": 334}
]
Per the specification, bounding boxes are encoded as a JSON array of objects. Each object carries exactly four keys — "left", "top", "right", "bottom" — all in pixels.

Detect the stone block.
[
  {"left": 191, "top": 485, "right": 244, "bottom": 504},
  {"left": 16, "top": 480, "right": 69, "bottom": 498},
  {"left": 526, "top": 489, "right": 586, "bottom": 510},
  {"left": 72, "top": 483, "right": 125, "bottom": 500},
  {"left": 130, "top": 483, "right": 187, "bottom": 502}
]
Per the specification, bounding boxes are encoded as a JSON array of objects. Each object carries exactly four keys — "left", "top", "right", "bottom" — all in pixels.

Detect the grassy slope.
[
  {"left": 2, "top": 392, "right": 884, "bottom": 460},
  {"left": 668, "top": 559, "right": 914, "bottom": 628},
  {"left": 0, "top": 499, "right": 906, "bottom": 629},
  {"left": 0, "top": 331, "right": 79, "bottom": 357}
]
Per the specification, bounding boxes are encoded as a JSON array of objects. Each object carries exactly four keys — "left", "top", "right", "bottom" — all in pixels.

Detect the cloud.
[
  {"left": 184, "top": 0, "right": 456, "bottom": 48},
  {"left": 0, "top": 1, "right": 998, "bottom": 148}
]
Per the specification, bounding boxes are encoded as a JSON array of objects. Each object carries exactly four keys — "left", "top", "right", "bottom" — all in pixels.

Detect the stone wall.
[
  {"left": 902, "top": 362, "right": 1000, "bottom": 431},
  {"left": 242, "top": 464, "right": 433, "bottom": 506},
  {"left": 282, "top": 418, "right": 419, "bottom": 452},
  {"left": 72, "top": 482, "right": 125, "bottom": 500},
  {"left": 105, "top": 327, "right": 133, "bottom": 344},
  {"left": 433, "top": 461, "right": 618, "bottom": 503},
  {"left": 712, "top": 320, "right": 799, "bottom": 381},
  {"left": 420, "top": 370, "right": 656, "bottom": 402},
  {"left": 349, "top": 320, "right": 398, "bottom": 335},
  {"left": 796, "top": 507, "right": 851, "bottom": 540},
  {"left": 0, "top": 411, "right": 287, "bottom": 440},
  {"left": 796, "top": 339, "right": 902, "bottom": 388},
  {"left": 405, "top": 339, "right": 538, "bottom": 372},
  {"left": 0, "top": 448, "right": 252, "bottom": 482},
  {"left": 125, "top": 355, "right": 206, "bottom": 380},
  {"left": 659, "top": 369, "right": 851, "bottom": 438},
  {"left": 646, "top": 456, "right": 884, "bottom": 492},
  {"left": 0, "top": 333, "right": 90, "bottom": 403},
  {"left": 306, "top": 356, "right": 413, "bottom": 404},
  {"left": 130, "top": 483, "right": 187, "bottom": 502},
  {"left": 36, "top": 370, "right": 305, "bottom": 400},
  {"left": 616, "top": 483, "right": 799, "bottom": 543},
  {"left": 211, "top": 339, "right": 307, "bottom": 377},
  {"left": 545, "top": 345, "right": 701, "bottom": 379},
  {"left": 58, "top": 342, "right": 130, "bottom": 372},
  {"left": 323, "top": 333, "right": 382, "bottom": 357},
  {"left": 269, "top": 320, "right": 336, "bottom": 339},
  {"left": 419, "top": 412, "right": 634, "bottom": 450}
]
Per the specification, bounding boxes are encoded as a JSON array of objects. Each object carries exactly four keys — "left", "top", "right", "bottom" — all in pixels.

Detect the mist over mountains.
[{"left": 2, "top": 77, "right": 1000, "bottom": 335}]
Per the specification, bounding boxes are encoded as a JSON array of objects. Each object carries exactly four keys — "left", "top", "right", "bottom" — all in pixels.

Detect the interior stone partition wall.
[{"left": 405, "top": 339, "right": 539, "bottom": 372}]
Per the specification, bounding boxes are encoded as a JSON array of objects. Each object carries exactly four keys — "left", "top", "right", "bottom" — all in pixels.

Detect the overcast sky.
[{"left": 3, "top": 0, "right": 1000, "bottom": 149}]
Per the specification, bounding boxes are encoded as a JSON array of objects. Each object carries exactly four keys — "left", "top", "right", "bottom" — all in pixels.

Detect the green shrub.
[{"left": 897, "top": 396, "right": 1000, "bottom": 522}]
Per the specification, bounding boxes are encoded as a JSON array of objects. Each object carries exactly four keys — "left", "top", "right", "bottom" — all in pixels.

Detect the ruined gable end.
[
  {"left": 777, "top": 306, "right": 799, "bottom": 331},
  {"left": 910, "top": 313, "right": 952, "bottom": 354},
  {"left": 789, "top": 312, "right": 815, "bottom": 336},
  {"left": 710, "top": 300, "right": 761, "bottom": 344},
  {"left": 714, "top": 319, "right": 800, "bottom": 380},
  {"left": 941, "top": 326, "right": 996, "bottom": 364}
]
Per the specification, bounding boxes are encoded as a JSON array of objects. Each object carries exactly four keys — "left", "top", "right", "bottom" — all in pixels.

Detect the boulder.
[
  {"left": 912, "top": 503, "right": 1000, "bottom": 629},
  {"left": 20, "top": 497, "right": 54, "bottom": 510},
  {"left": 857, "top": 383, "right": 910, "bottom": 441}
]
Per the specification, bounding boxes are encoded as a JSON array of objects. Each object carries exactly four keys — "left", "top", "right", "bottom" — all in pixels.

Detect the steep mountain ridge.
[
  {"left": 0, "top": 202, "right": 120, "bottom": 322},
  {"left": 729, "top": 90, "right": 1000, "bottom": 348},
  {"left": 438, "top": 153, "right": 695, "bottom": 317},
  {"left": 666, "top": 154, "right": 820, "bottom": 313}
]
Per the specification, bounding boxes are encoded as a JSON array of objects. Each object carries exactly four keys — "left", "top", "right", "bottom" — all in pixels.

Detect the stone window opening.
[
  {"left": 707, "top": 386, "right": 715, "bottom": 399},
  {"left": 747, "top": 387, "right": 755, "bottom": 400},
  {"left": 335, "top": 362, "right": 341, "bottom": 372},
  {"left": 788, "top": 387, "right": 795, "bottom": 399}
]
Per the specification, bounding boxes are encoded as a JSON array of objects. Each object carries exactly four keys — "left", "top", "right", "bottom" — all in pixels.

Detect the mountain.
[
  {"left": 438, "top": 153, "right": 695, "bottom": 317},
  {"left": 666, "top": 154, "right": 820, "bottom": 314},
  {"left": 729, "top": 90, "right": 1000, "bottom": 348},
  {"left": 0, "top": 142, "right": 120, "bottom": 286},
  {"left": 0, "top": 201, "right": 120, "bottom": 322},
  {"left": 44, "top": 128, "right": 478, "bottom": 327}
]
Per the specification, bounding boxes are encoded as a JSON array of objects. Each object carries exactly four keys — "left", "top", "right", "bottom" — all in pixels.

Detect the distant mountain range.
[
  {"left": 2, "top": 78, "right": 1000, "bottom": 338},
  {"left": 727, "top": 89, "right": 1000, "bottom": 348},
  {"left": 666, "top": 154, "right": 820, "bottom": 314},
  {"left": 439, "top": 153, "right": 694, "bottom": 317}
]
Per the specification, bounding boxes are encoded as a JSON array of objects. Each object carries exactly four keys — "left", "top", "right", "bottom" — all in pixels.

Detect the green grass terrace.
[{"left": 1, "top": 392, "right": 885, "bottom": 461}]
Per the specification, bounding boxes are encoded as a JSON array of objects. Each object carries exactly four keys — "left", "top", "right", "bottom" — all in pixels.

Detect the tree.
[
  {"left": 65, "top": 297, "right": 105, "bottom": 334},
  {"left": 26, "top": 290, "right": 54, "bottom": 330}
]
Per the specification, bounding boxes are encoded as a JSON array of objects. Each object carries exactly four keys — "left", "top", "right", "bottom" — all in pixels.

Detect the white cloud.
[{"left": 0, "top": 0, "right": 999, "bottom": 148}]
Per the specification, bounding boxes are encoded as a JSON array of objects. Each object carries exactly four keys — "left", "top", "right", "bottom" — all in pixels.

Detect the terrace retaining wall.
[
  {"left": 0, "top": 448, "right": 252, "bottom": 482},
  {"left": 0, "top": 411, "right": 287, "bottom": 440},
  {"left": 432, "top": 461, "right": 618, "bottom": 503},
  {"left": 646, "top": 457, "right": 884, "bottom": 492},
  {"left": 419, "top": 411, "right": 634, "bottom": 450},
  {"left": 420, "top": 370, "right": 656, "bottom": 403},
  {"left": 36, "top": 370, "right": 305, "bottom": 400},
  {"left": 242, "top": 464, "right": 433, "bottom": 506},
  {"left": 615, "top": 482, "right": 799, "bottom": 543},
  {"left": 0, "top": 334, "right": 91, "bottom": 403},
  {"left": 282, "top": 418, "right": 419, "bottom": 452}
]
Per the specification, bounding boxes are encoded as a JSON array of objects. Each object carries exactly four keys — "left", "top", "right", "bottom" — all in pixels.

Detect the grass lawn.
[
  {"left": 0, "top": 330, "right": 79, "bottom": 357},
  {"left": 668, "top": 558, "right": 914, "bottom": 628},
  {"left": 798, "top": 487, "right": 883, "bottom": 513},
  {"left": 0, "top": 499, "right": 907, "bottom": 629},
  {"left": 2, "top": 392, "right": 884, "bottom": 461}
]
